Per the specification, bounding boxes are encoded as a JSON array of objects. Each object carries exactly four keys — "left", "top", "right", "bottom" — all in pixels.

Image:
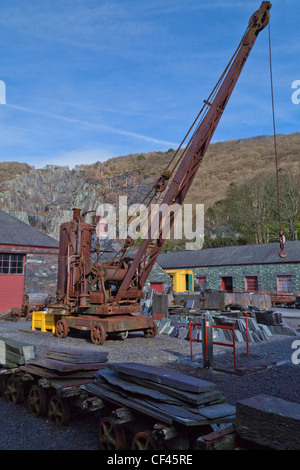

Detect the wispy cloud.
[
  {"left": 0, "top": 0, "right": 296, "bottom": 167},
  {"left": 40, "top": 99, "right": 169, "bottom": 120},
  {"left": 6, "top": 104, "right": 178, "bottom": 147}
]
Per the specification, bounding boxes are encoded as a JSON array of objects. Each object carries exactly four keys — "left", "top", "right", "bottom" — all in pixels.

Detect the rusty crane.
[{"left": 48, "top": 2, "right": 272, "bottom": 344}]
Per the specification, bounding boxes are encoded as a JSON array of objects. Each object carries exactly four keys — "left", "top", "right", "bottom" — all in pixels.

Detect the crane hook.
[{"left": 278, "top": 230, "right": 287, "bottom": 258}]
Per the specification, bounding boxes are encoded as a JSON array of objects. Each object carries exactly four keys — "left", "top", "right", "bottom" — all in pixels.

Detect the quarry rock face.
[
  {"left": 0, "top": 165, "right": 151, "bottom": 239},
  {"left": 1, "top": 133, "right": 299, "bottom": 241}
]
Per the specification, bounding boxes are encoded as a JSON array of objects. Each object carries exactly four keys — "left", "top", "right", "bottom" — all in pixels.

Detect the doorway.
[{"left": 221, "top": 276, "right": 233, "bottom": 292}]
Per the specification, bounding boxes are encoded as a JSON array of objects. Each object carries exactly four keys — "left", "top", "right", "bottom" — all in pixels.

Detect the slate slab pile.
[
  {"left": 19, "top": 348, "right": 108, "bottom": 379},
  {"left": 253, "top": 310, "right": 283, "bottom": 325},
  {"left": 252, "top": 310, "right": 299, "bottom": 336},
  {"left": 235, "top": 394, "right": 300, "bottom": 450},
  {"left": 83, "top": 362, "right": 236, "bottom": 427},
  {"left": 0, "top": 335, "right": 35, "bottom": 369},
  {"left": 157, "top": 309, "right": 299, "bottom": 343},
  {"left": 157, "top": 314, "right": 274, "bottom": 343}
]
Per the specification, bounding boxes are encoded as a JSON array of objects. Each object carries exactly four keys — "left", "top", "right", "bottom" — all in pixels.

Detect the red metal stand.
[{"left": 189, "top": 315, "right": 250, "bottom": 372}]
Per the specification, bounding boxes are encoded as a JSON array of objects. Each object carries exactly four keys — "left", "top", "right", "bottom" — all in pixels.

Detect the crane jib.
[{"left": 115, "top": 1, "right": 272, "bottom": 303}]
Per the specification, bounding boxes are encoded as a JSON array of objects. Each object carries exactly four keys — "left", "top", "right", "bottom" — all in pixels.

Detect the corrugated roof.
[
  {"left": 157, "top": 241, "right": 300, "bottom": 269},
  {"left": 0, "top": 209, "right": 59, "bottom": 248}
]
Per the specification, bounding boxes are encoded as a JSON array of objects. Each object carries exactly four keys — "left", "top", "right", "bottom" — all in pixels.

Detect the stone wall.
[
  {"left": 24, "top": 252, "right": 58, "bottom": 304},
  {"left": 193, "top": 263, "right": 300, "bottom": 292}
]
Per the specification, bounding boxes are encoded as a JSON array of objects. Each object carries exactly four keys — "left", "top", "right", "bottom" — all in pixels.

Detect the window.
[
  {"left": 196, "top": 275, "right": 207, "bottom": 285},
  {"left": 245, "top": 276, "right": 258, "bottom": 292},
  {"left": 277, "top": 275, "right": 293, "bottom": 293},
  {"left": 0, "top": 254, "right": 24, "bottom": 274}
]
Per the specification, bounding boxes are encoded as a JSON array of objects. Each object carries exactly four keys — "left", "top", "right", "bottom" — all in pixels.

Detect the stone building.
[
  {"left": 157, "top": 241, "right": 300, "bottom": 294},
  {"left": 0, "top": 209, "right": 59, "bottom": 312}
]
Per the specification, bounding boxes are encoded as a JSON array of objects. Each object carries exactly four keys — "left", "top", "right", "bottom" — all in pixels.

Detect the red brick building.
[{"left": 0, "top": 210, "right": 59, "bottom": 313}]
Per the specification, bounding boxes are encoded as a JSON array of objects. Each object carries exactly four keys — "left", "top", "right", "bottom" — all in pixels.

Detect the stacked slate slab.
[
  {"left": 213, "top": 316, "right": 274, "bottom": 343},
  {"left": 156, "top": 309, "right": 299, "bottom": 343},
  {"left": 0, "top": 335, "right": 35, "bottom": 369},
  {"left": 253, "top": 310, "right": 283, "bottom": 325},
  {"left": 83, "top": 362, "right": 236, "bottom": 426},
  {"left": 251, "top": 310, "right": 299, "bottom": 336},
  {"left": 235, "top": 394, "right": 300, "bottom": 450},
  {"left": 157, "top": 314, "right": 274, "bottom": 343},
  {"left": 19, "top": 348, "right": 108, "bottom": 379},
  {"left": 267, "top": 324, "right": 299, "bottom": 336}
]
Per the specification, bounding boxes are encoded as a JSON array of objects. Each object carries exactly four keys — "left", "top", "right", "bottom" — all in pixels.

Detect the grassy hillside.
[
  {"left": 0, "top": 132, "right": 299, "bottom": 242},
  {"left": 0, "top": 162, "right": 33, "bottom": 183},
  {"left": 81, "top": 132, "right": 300, "bottom": 209}
]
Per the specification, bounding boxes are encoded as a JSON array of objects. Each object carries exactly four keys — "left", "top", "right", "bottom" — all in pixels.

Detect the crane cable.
[
  {"left": 268, "top": 22, "right": 287, "bottom": 258},
  {"left": 102, "top": 26, "right": 250, "bottom": 265}
]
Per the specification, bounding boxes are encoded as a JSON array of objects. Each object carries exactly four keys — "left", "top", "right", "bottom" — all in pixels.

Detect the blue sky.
[{"left": 0, "top": 0, "right": 299, "bottom": 168}]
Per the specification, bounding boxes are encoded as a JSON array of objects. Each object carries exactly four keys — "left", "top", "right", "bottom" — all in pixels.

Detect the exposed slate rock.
[{"left": 235, "top": 394, "right": 300, "bottom": 450}]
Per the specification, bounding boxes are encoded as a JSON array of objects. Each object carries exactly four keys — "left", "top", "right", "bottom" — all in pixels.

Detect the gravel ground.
[{"left": 0, "top": 318, "right": 299, "bottom": 450}]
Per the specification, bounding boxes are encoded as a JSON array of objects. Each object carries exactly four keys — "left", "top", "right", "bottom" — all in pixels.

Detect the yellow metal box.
[{"left": 32, "top": 311, "right": 61, "bottom": 333}]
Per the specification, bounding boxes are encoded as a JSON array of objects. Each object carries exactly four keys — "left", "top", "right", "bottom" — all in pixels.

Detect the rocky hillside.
[{"left": 0, "top": 132, "right": 299, "bottom": 240}]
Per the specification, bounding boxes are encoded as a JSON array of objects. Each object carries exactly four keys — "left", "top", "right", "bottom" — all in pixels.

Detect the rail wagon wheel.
[
  {"left": 55, "top": 319, "right": 69, "bottom": 338},
  {"left": 91, "top": 323, "right": 106, "bottom": 345},
  {"left": 131, "top": 430, "right": 157, "bottom": 450},
  {"left": 144, "top": 322, "right": 158, "bottom": 339},
  {"left": 119, "top": 330, "right": 128, "bottom": 340},
  {"left": 5, "top": 378, "right": 25, "bottom": 404},
  {"left": 48, "top": 394, "right": 70, "bottom": 427},
  {"left": 28, "top": 385, "right": 48, "bottom": 418},
  {"left": 99, "top": 417, "right": 126, "bottom": 450},
  {"left": 0, "top": 377, "right": 7, "bottom": 397}
]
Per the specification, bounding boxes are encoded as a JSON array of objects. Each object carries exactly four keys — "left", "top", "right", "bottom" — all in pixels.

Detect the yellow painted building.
[{"left": 165, "top": 269, "right": 194, "bottom": 293}]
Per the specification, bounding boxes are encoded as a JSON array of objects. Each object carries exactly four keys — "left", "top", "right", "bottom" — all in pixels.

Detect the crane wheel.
[
  {"left": 55, "top": 319, "right": 69, "bottom": 338},
  {"left": 144, "top": 322, "right": 158, "bottom": 338},
  {"left": 91, "top": 323, "right": 107, "bottom": 345}
]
